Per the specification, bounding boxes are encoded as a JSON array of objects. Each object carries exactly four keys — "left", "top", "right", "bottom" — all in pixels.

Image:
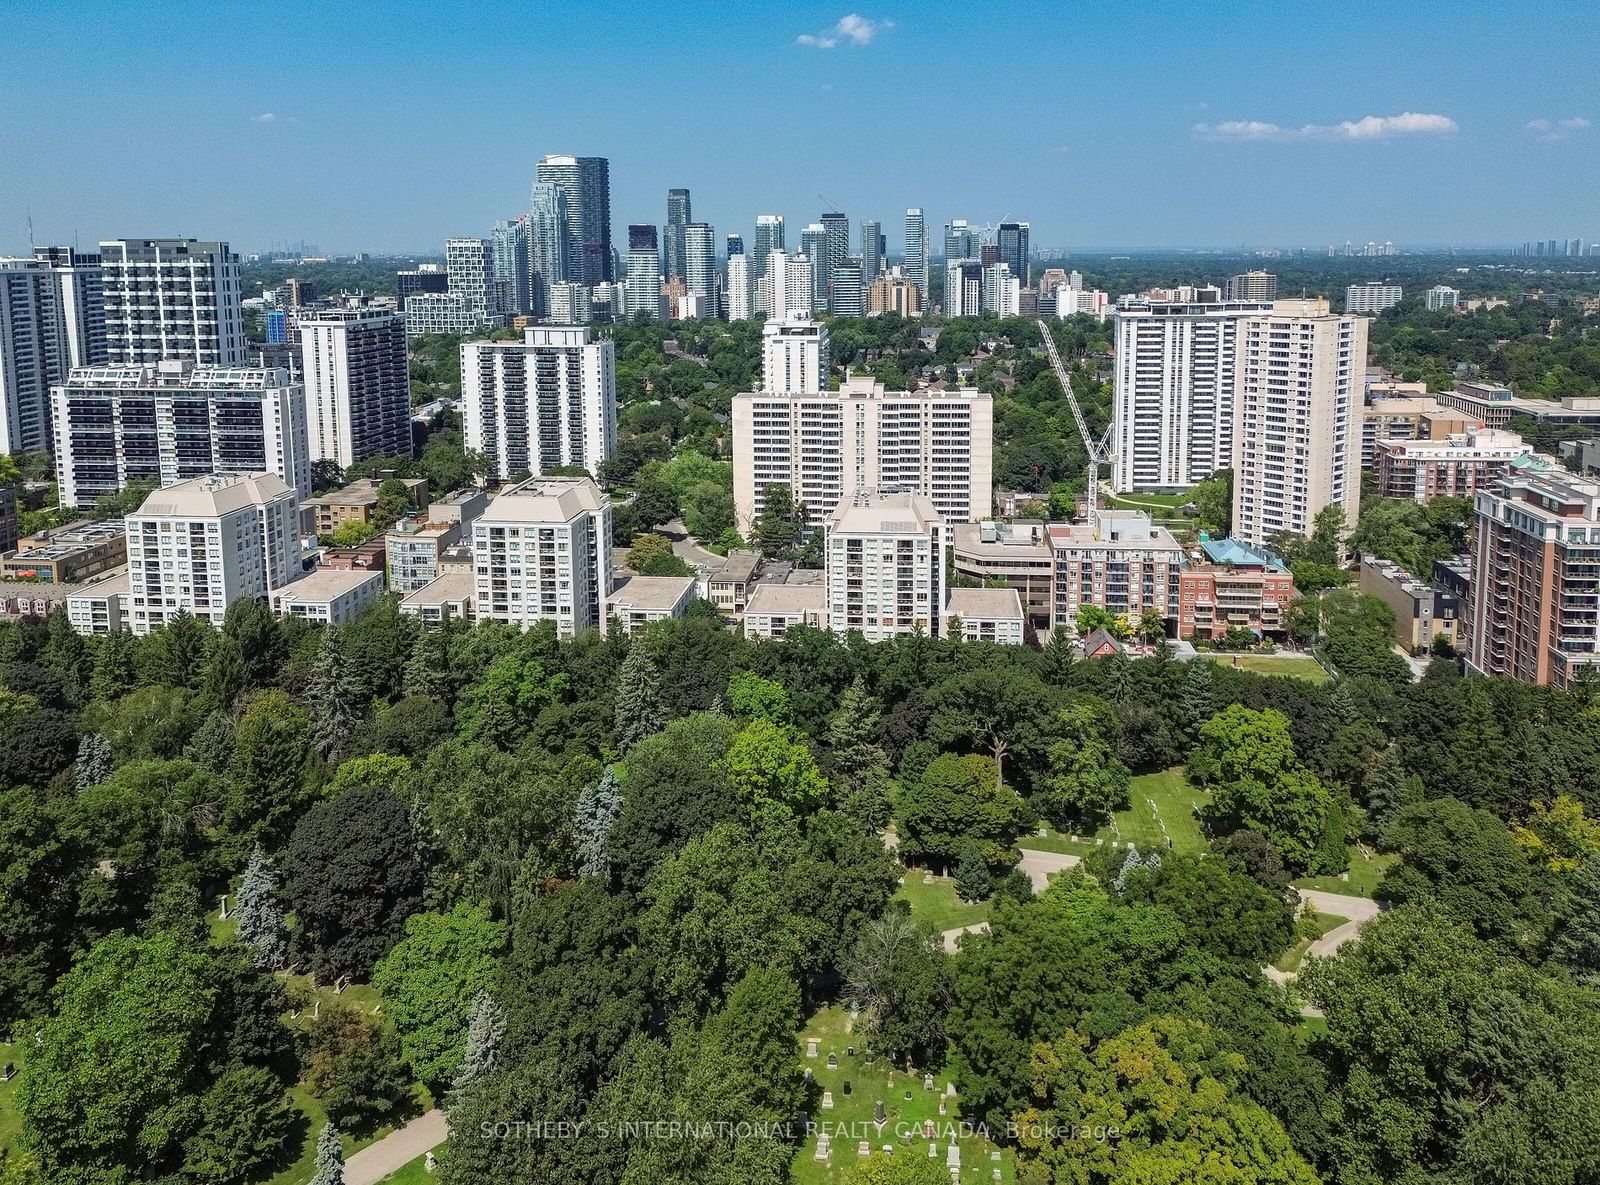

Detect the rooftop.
[
  {"left": 709, "top": 550, "right": 760, "bottom": 585},
  {"left": 745, "top": 581, "right": 826, "bottom": 617},
  {"left": 947, "top": 586, "right": 1026, "bottom": 622},
  {"left": 606, "top": 575, "right": 696, "bottom": 612},
  {"left": 132, "top": 473, "right": 293, "bottom": 518},
  {"left": 1046, "top": 509, "right": 1183, "bottom": 551},
  {"left": 827, "top": 489, "right": 943, "bottom": 535},
  {"left": 481, "top": 476, "right": 608, "bottom": 524},
  {"left": 64, "top": 362, "right": 294, "bottom": 390},
  {"left": 273, "top": 567, "right": 384, "bottom": 605},
  {"left": 1198, "top": 537, "right": 1288, "bottom": 571},
  {"left": 401, "top": 570, "right": 476, "bottom": 609}
]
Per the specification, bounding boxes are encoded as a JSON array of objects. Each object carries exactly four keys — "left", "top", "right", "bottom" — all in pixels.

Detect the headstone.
[
  {"left": 1038, "top": 825, "right": 1048, "bottom": 836},
  {"left": 815, "top": 1133, "right": 831, "bottom": 1161},
  {"left": 843, "top": 1080, "right": 853, "bottom": 1095},
  {"left": 923, "top": 1120, "right": 936, "bottom": 1139},
  {"left": 858, "top": 1141, "right": 871, "bottom": 1158},
  {"left": 946, "top": 1143, "right": 962, "bottom": 1171},
  {"left": 806, "top": 1038, "right": 818, "bottom": 1059},
  {"left": 821, "top": 1090, "right": 834, "bottom": 1110},
  {"left": 1, "top": 1063, "right": 13, "bottom": 1081},
  {"left": 945, "top": 1081, "right": 957, "bottom": 1097},
  {"left": 849, "top": 999, "right": 861, "bottom": 1022},
  {"left": 874, "top": 1099, "right": 887, "bottom": 1127},
  {"left": 804, "top": 1067, "right": 813, "bottom": 1082},
  {"left": 923, "top": 871, "right": 934, "bottom": 884},
  {"left": 993, "top": 1171, "right": 1002, "bottom": 1182},
  {"left": 847, "top": 1045, "right": 856, "bottom": 1057},
  {"left": 938, "top": 1097, "right": 947, "bottom": 1116},
  {"left": 217, "top": 894, "right": 229, "bottom": 920},
  {"left": 827, "top": 1052, "right": 839, "bottom": 1069},
  {"left": 991, "top": 1150, "right": 1002, "bottom": 1161},
  {"left": 904, "top": 1090, "right": 913, "bottom": 1100},
  {"left": 923, "top": 1073, "right": 935, "bottom": 1091},
  {"left": 424, "top": 1150, "right": 437, "bottom": 1173},
  {"left": 882, "top": 1145, "right": 893, "bottom": 1155},
  {"left": 928, "top": 1142, "right": 938, "bottom": 1158}
]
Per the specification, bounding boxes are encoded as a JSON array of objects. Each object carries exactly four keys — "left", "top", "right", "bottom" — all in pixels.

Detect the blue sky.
[{"left": 1, "top": 0, "right": 1596, "bottom": 255}]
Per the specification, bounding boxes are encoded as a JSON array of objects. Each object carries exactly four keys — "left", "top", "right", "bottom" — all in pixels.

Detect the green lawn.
[
  {"left": 263, "top": 1083, "right": 431, "bottom": 1185},
  {"left": 1295, "top": 849, "right": 1398, "bottom": 897},
  {"left": 378, "top": 1153, "right": 435, "bottom": 1184},
  {"left": 1274, "top": 912, "right": 1350, "bottom": 973},
  {"left": 789, "top": 1005, "right": 1015, "bottom": 1184},
  {"left": 892, "top": 873, "right": 992, "bottom": 933},
  {"left": 1022, "top": 768, "right": 1210, "bottom": 861},
  {"left": 1102, "top": 489, "right": 1191, "bottom": 510},
  {"left": 0, "top": 1038, "right": 25, "bottom": 1155},
  {"left": 1198, "top": 654, "right": 1330, "bottom": 684}
]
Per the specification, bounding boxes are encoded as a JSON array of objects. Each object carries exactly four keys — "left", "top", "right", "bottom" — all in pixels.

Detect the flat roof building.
[
  {"left": 951, "top": 520, "right": 1053, "bottom": 628},
  {"left": 271, "top": 566, "right": 386, "bottom": 626},
  {"left": 605, "top": 575, "right": 696, "bottom": 635},
  {"left": 946, "top": 586, "right": 1026, "bottom": 645},
  {"left": 472, "top": 475, "right": 612, "bottom": 636},
  {"left": 742, "top": 581, "right": 825, "bottom": 639},
  {"left": 1045, "top": 509, "right": 1186, "bottom": 633},
  {"left": 399, "top": 569, "right": 476, "bottom": 626},
  {"left": 824, "top": 489, "right": 948, "bottom": 641},
  {"left": 1177, "top": 537, "right": 1296, "bottom": 641},
  {"left": 1375, "top": 428, "right": 1540, "bottom": 502},
  {"left": 1358, "top": 559, "right": 1460, "bottom": 652},
  {"left": 2, "top": 519, "right": 127, "bottom": 583},
  {"left": 1434, "top": 382, "right": 1600, "bottom": 431}
]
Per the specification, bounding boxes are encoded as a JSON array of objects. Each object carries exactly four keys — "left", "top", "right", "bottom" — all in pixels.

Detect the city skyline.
[{"left": 2, "top": 1, "right": 1596, "bottom": 255}]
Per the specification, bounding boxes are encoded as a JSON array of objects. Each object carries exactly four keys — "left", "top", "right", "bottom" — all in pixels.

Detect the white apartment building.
[
  {"left": 401, "top": 291, "right": 503, "bottom": 336},
  {"left": 824, "top": 489, "right": 948, "bottom": 641},
  {"left": 946, "top": 260, "right": 983, "bottom": 318},
  {"left": 461, "top": 325, "right": 617, "bottom": 480},
  {"left": 726, "top": 254, "right": 753, "bottom": 321},
  {"left": 298, "top": 309, "right": 411, "bottom": 469},
  {"left": 759, "top": 251, "right": 813, "bottom": 319},
  {"left": 65, "top": 571, "right": 129, "bottom": 636},
  {"left": 52, "top": 361, "right": 310, "bottom": 508},
  {"left": 446, "top": 237, "right": 495, "bottom": 315},
  {"left": 946, "top": 587, "right": 1027, "bottom": 645},
  {"left": 1045, "top": 508, "right": 1186, "bottom": 631},
  {"left": 732, "top": 376, "right": 994, "bottom": 533},
  {"left": 1111, "top": 295, "right": 1273, "bottom": 490},
  {"left": 99, "top": 239, "right": 245, "bottom": 366},
  {"left": 0, "top": 248, "right": 105, "bottom": 453},
  {"left": 982, "top": 263, "right": 1020, "bottom": 316},
  {"left": 123, "top": 473, "right": 299, "bottom": 635},
  {"left": 271, "top": 566, "right": 385, "bottom": 626},
  {"left": 1232, "top": 302, "right": 1366, "bottom": 545},
  {"left": 1345, "top": 283, "right": 1403, "bottom": 313},
  {"left": 624, "top": 226, "right": 665, "bottom": 321},
  {"left": 1050, "top": 284, "right": 1109, "bottom": 321},
  {"left": 604, "top": 575, "right": 696, "bottom": 635},
  {"left": 1425, "top": 284, "right": 1460, "bottom": 312},
  {"left": 471, "top": 475, "right": 612, "bottom": 637},
  {"left": 761, "top": 313, "right": 830, "bottom": 393}
]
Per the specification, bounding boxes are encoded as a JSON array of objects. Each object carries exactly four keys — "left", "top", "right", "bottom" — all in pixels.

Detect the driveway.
[
  {"left": 661, "top": 519, "right": 719, "bottom": 572},
  {"left": 1016, "top": 847, "right": 1080, "bottom": 893},
  {"left": 1299, "top": 889, "right": 1383, "bottom": 959},
  {"left": 344, "top": 1109, "right": 448, "bottom": 1185},
  {"left": 941, "top": 922, "right": 990, "bottom": 953}
]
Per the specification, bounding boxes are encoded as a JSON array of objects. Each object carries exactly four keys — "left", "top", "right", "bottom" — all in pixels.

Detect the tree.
[
  {"left": 1033, "top": 703, "right": 1130, "bottom": 830},
  {"left": 73, "top": 732, "right": 114, "bottom": 790},
  {"left": 302, "top": 1001, "right": 410, "bottom": 1131},
  {"left": 846, "top": 1158, "right": 948, "bottom": 1185},
  {"left": 1190, "top": 468, "right": 1233, "bottom": 535},
  {"left": 626, "top": 531, "right": 693, "bottom": 577},
  {"left": 18, "top": 933, "right": 291, "bottom": 1185},
  {"left": 309, "top": 1123, "right": 344, "bottom": 1185},
  {"left": 307, "top": 629, "right": 364, "bottom": 760},
  {"left": 1512, "top": 794, "right": 1600, "bottom": 873},
  {"left": 726, "top": 670, "right": 790, "bottom": 723},
  {"left": 725, "top": 717, "right": 828, "bottom": 821},
  {"left": 927, "top": 667, "right": 1058, "bottom": 790},
  {"left": 750, "top": 485, "right": 806, "bottom": 560},
  {"left": 373, "top": 903, "right": 506, "bottom": 1090},
  {"left": 1015, "top": 1016, "right": 1319, "bottom": 1185},
  {"left": 234, "top": 845, "right": 287, "bottom": 971},
  {"left": 612, "top": 643, "right": 665, "bottom": 750},
  {"left": 1114, "top": 852, "right": 1294, "bottom": 963},
  {"left": 894, "top": 753, "right": 1029, "bottom": 868},
  {"left": 573, "top": 765, "right": 622, "bottom": 879},
  {"left": 954, "top": 844, "right": 993, "bottom": 902},
  {"left": 1303, "top": 904, "right": 1600, "bottom": 1185},
  {"left": 226, "top": 689, "right": 318, "bottom": 846},
  {"left": 281, "top": 785, "right": 425, "bottom": 979},
  {"left": 0, "top": 786, "right": 87, "bottom": 1025},
  {"left": 1180, "top": 657, "right": 1216, "bottom": 739},
  {"left": 455, "top": 651, "right": 568, "bottom": 751},
  {"left": 843, "top": 911, "right": 952, "bottom": 1068},
  {"left": 1551, "top": 854, "right": 1600, "bottom": 985},
  {"left": 182, "top": 1066, "right": 298, "bottom": 1184},
  {"left": 452, "top": 992, "right": 508, "bottom": 1096},
  {"left": 610, "top": 712, "right": 743, "bottom": 889}
]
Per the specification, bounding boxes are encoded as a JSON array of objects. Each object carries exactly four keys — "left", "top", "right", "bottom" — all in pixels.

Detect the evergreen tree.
[
  {"left": 200, "top": 636, "right": 246, "bottom": 711},
  {"left": 184, "top": 709, "right": 234, "bottom": 771},
  {"left": 953, "top": 846, "right": 993, "bottom": 903},
  {"left": 573, "top": 766, "right": 623, "bottom": 879},
  {"left": 148, "top": 610, "right": 210, "bottom": 688},
  {"left": 1180, "top": 659, "right": 1215, "bottom": 739},
  {"left": 310, "top": 1122, "right": 344, "bottom": 1185},
  {"left": 1362, "top": 750, "right": 1424, "bottom": 839},
  {"left": 234, "top": 845, "right": 287, "bottom": 971},
  {"left": 90, "top": 630, "right": 140, "bottom": 701},
  {"left": 1552, "top": 854, "right": 1600, "bottom": 986},
  {"left": 1042, "top": 627, "right": 1077, "bottom": 683},
  {"left": 307, "top": 631, "right": 363, "bottom": 760},
  {"left": 613, "top": 643, "right": 665, "bottom": 751},
  {"left": 451, "top": 991, "right": 507, "bottom": 1097},
  {"left": 1113, "top": 844, "right": 1144, "bottom": 893},
  {"left": 41, "top": 611, "right": 89, "bottom": 706},
  {"left": 1328, "top": 680, "right": 1360, "bottom": 726},
  {"left": 825, "top": 677, "right": 887, "bottom": 786},
  {"left": 73, "top": 733, "right": 114, "bottom": 791},
  {"left": 403, "top": 624, "right": 454, "bottom": 703}
]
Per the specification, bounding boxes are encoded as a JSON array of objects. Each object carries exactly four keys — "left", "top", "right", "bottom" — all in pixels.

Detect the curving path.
[
  {"left": 1265, "top": 890, "right": 1386, "bottom": 1017},
  {"left": 343, "top": 1109, "right": 447, "bottom": 1185}
]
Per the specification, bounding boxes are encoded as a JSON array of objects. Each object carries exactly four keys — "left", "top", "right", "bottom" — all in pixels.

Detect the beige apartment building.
[
  {"left": 1467, "top": 469, "right": 1600, "bottom": 687},
  {"left": 1045, "top": 508, "right": 1186, "bottom": 632},
  {"left": 732, "top": 376, "right": 992, "bottom": 533},
  {"left": 1361, "top": 397, "right": 1475, "bottom": 468},
  {"left": 1232, "top": 302, "right": 1366, "bottom": 546},
  {"left": 824, "top": 489, "right": 948, "bottom": 641},
  {"left": 1374, "top": 428, "right": 1538, "bottom": 502}
]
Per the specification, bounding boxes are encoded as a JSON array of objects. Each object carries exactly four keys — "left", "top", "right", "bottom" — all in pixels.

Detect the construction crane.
[{"left": 1037, "top": 318, "right": 1113, "bottom": 518}]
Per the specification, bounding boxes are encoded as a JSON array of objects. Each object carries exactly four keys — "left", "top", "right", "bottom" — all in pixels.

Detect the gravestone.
[
  {"left": 217, "top": 894, "right": 229, "bottom": 919},
  {"left": 993, "top": 1171, "right": 1002, "bottom": 1182},
  {"left": 946, "top": 1143, "right": 962, "bottom": 1171},
  {"left": 874, "top": 1099, "right": 887, "bottom": 1128},
  {"left": 806, "top": 1038, "right": 818, "bottom": 1059},
  {"left": 847, "top": 1045, "right": 856, "bottom": 1057},
  {"left": 826, "top": 1052, "right": 838, "bottom": 1069},
  {"left": 815, "top": 1133, "right": 831, "bottom": 1161},
  {"left": 904, "top": 1090, "right": 913, "bottom": 1100},
  {"left": 928, "top": 1142, "right": 938, "bottom": 1158},
  {"left": 924, "top": 1073, "right": 935, "bottom": 1091},
  {"left": 882, "top": 1145, "right": 893, "bottom": 1155},
  {"left": 821, "top": 1090, "right": 834, "bottom": 1110},
  {"left": 938, "top": 1097, "right": 947, "bottom": 1115},
  {"left": 857, "top": 1141, "right": 871, "bottom": 1158},
  {"left": 1, "top": 1063, "right": 13, "bottom": 1081},
  {"left": 804, "top": 1067, "right": 813, "bottom": 1082},
  {"left": 923, "top": 870, "right": 934, "bottom": 884},
  {"left": 923, "top": 1120, "right": 936, "bottom": 1139},
  {"left": 945, "top": 1081, "right": 957, "bottom": 1097},
  {"left": 424, "top": 1151, "right": 436, "bottom": 1173},
  {"left": 842, "top": 1080, "right": 852, "bottom": 1095},
  {"left": 990, "top": 1150, "right": 1001, "bottom": 1162}
]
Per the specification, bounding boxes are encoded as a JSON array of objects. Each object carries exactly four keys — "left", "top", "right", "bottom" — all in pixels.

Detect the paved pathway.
[
  {"left": 344, "top": 1109, "right": 447, "bottom": 1185},
  {"left": 1263, "top": 890, "right": 1385, "bottom": 1018},
  {"left": 941, "top": 922, "right": 990, "bottom": 953},
  {"left": 662, "top": 519, "right": 720, "bottom": 572},
  {"left": 1016, "top": 846, "right": 1080, "bottom": 892}
]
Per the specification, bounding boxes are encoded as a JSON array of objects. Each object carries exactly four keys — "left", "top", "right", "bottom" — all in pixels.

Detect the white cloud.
[
  {"left": 251, "top": 112, "right": 278, "bottom": 123},
  {"left": 1527, "top": 116, "right": 1590, "bottom": 141},
  {"left": 1193, "top": 111, "right": 1458, "bottom": 142},
  {"left": 796, "top": 13, "right": 892, "bottom": 48}
]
